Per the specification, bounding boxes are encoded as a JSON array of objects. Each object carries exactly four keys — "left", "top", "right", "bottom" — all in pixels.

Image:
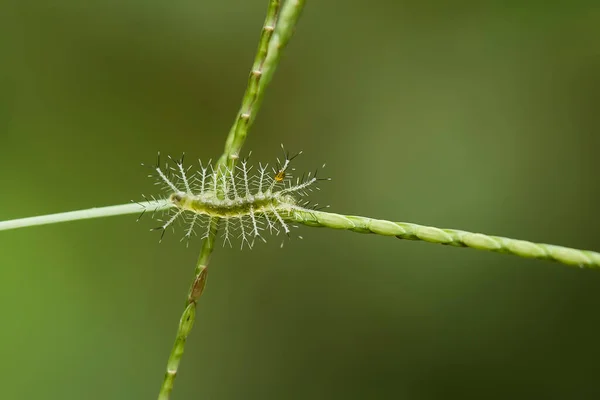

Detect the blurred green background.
[{"left": 1, "top": 1, "right": 599, "bottom": 399}]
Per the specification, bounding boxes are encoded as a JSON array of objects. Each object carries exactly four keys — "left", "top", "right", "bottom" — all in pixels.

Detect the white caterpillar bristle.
[{"left": 140, "top": 148, "right": 329, "bottom": 249}]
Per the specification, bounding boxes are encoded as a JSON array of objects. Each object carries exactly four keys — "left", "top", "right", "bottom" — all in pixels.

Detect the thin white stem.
[{"left": 0, "top": 200, "right": 173, "bottom": 232}]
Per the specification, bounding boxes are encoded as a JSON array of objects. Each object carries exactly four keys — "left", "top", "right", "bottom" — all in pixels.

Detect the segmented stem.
[
  {"left": 291, "top": 210, "right": 600, "bottom": 268},
  {"left": 157, "top": 219, "right": 215, "bottom": 400},
  {"left": 158, "top": 1, "right": 305, "bottom": 399},
  {"left": 258, "top": 0, "right": 305, "bottom": 102},
  {"left": 219, "top": 0, "right": 305, "bottom": 169}
]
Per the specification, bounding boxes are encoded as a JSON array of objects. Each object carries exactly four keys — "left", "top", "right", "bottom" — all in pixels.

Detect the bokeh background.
[{"left": 1, "top": 1, "right": 599, "bottom": 399}]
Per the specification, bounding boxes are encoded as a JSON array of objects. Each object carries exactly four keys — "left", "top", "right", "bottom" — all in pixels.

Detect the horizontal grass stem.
[
  {"left": 291, "top": 210, "right": 600, "bottom": 269},
  {"left": 2, "top": 202, "right": 598, "bottom": 269},
  {"left": 0, "top": 200, "right": 172, "bottom": 232}
]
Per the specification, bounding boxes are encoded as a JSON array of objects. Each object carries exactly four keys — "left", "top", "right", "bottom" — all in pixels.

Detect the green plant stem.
[
  {"left": 292, "top": 209, "right": 600, "bottom": 268},
  {"left": 0, "top": 201, "right": 171, "bottom": 232},
  {"left": 157, "top": 218, "right": 215, "bottom": 400},
  {"left": 158, "top": 1, "right": 305, "bottom": 399},
  {"left": 3, "top": 200, "right": 598, "bottom": 268},
  {"left": 218, "top": 0, "right": 305, "bottom": 169}
]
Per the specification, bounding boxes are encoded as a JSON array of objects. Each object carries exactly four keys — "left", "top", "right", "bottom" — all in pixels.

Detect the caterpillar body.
[{"left": 142, "top": 147, "right": 329, "bottom": 249}]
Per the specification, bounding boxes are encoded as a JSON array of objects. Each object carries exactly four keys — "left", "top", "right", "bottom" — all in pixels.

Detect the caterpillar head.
[{"left": 169, "top": 191, "right": 187, "bottom": 208}]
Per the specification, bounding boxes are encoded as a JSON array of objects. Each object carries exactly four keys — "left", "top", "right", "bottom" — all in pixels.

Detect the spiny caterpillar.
[{"left": 141, "top": 146, "right": 330, "bottom": 249}]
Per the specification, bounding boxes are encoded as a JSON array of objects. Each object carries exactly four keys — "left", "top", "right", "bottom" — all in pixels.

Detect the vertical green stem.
[
  {"left": 157, "top": 1, "right": 306, "bottom": 399},
  {"left": 254, "top": 0, "right": 306, "bottom": 112},
  {"left": 157, "top": 220, "right": 215, "bottom": 400},
  {"left": 218, "top": 0, "right": 306, "bottom": 169}
]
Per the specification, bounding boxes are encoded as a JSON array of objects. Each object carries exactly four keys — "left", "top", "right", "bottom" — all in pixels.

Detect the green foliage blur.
[{"left": 1, "top": 1, "right": 599, "bottom": 399}]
